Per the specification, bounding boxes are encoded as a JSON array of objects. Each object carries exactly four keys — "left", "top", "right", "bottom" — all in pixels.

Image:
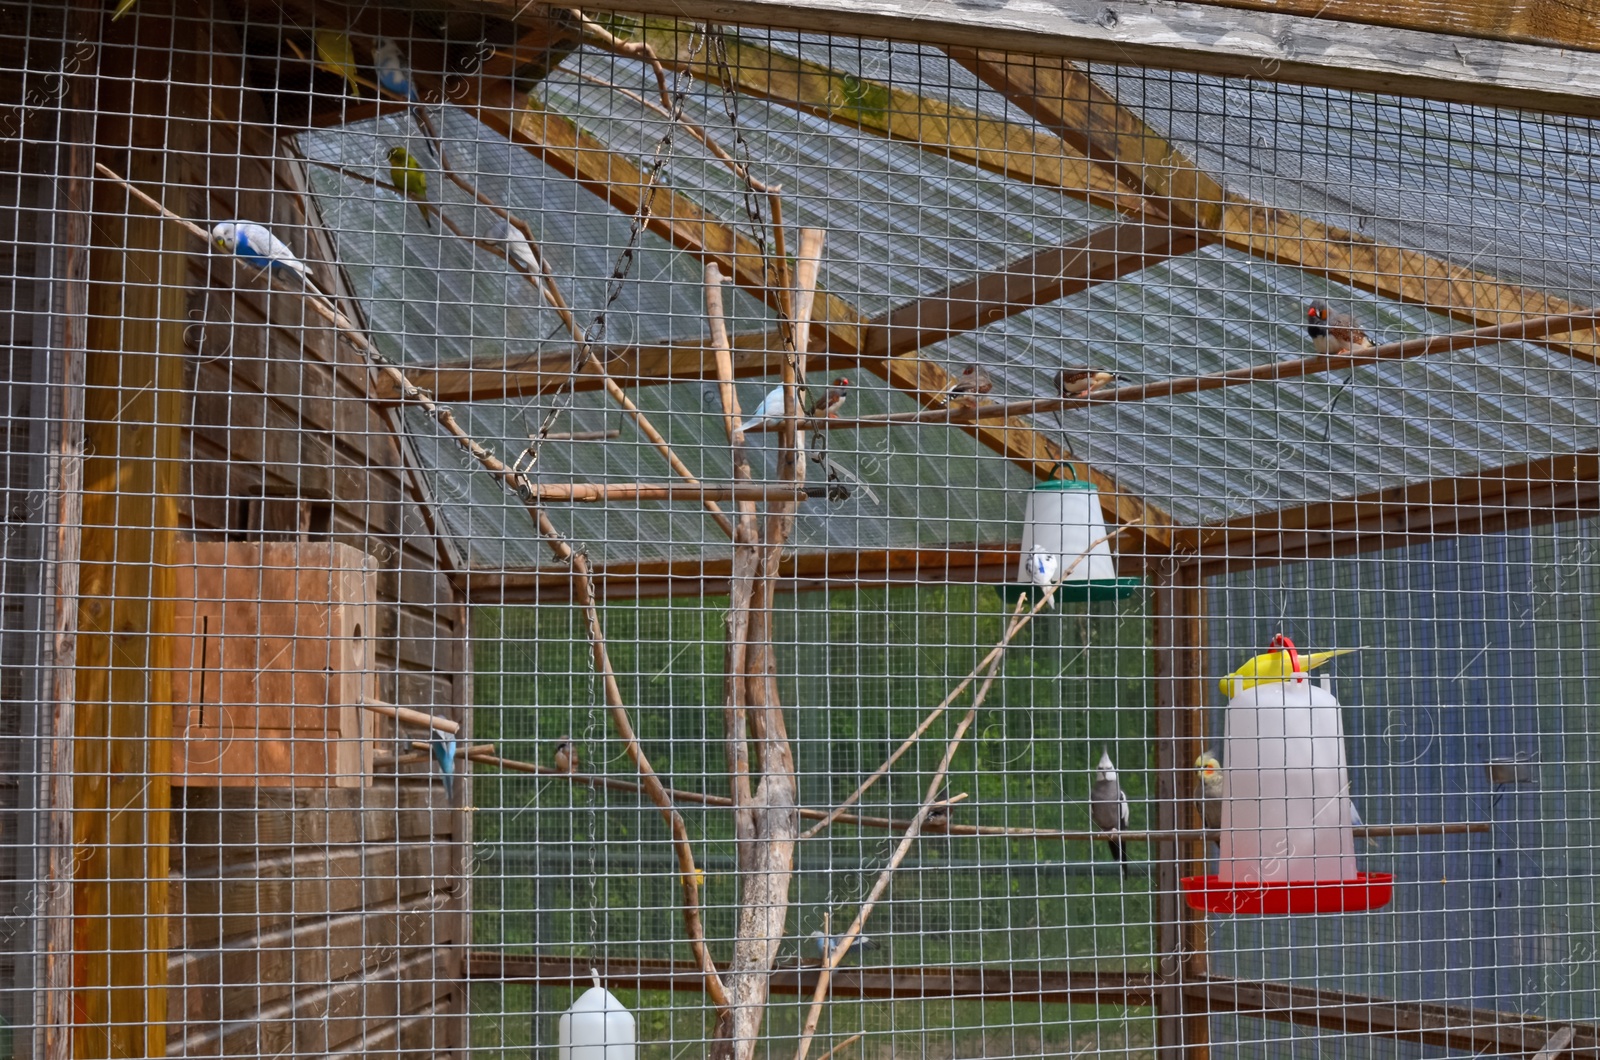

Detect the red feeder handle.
[{"left": 1268, "top": 633, "right": 1304, "bottom": 683}]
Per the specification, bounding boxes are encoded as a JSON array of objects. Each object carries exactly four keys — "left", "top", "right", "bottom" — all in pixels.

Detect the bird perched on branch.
[
  {"left": 487, "top": 217, "right": 537, "bottom": 273},
  {"left": 1091, "top": 748, "right": 1131, "bottom": 878},
  {"left": 1196, "top": 752, "right": 1223, "bottom": 851},
  {"left": 946, "top": 363, "right": 994, "bottom": 406},
  {"left": 313, "top": 29, "right": 363, "bottom": 97},
  {"left": 810, "top": 931, "right": 874, "bottom": 963},
  {"left": 1305, "top": 299, "right": 1374, "bottom": 354},
  {"left": 1027, "top": 545, "right": 1060, "bottom": 610},
  {"left": 430, "top": 728, "right": 457, "bottom": 799},
  {"left": 1059, "top": 367, "right": 1126, "bottom": 397},
  {"left": 808, "top": 377, "right": 850, "bottom": 420},
  {"left": 552, "top": 736, "right": 578, "bottom": 775},
  {"left": 737, "top": 384, "right": 792, "bottom": 434},
  {"left": 386, "top": 146, "right": 434, "bottom": 229},
  {"left": 1218, "top": 646, "right": 1358, "bottom": 698},
  {"left": 372, "top": 36, "right": 420, "bottom": 102},
  {"left": 210, "top": 221, "right": 326, "bottom": 295}
]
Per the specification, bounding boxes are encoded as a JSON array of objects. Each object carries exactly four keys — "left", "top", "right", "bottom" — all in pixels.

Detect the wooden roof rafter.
[
  {"left": 955, "top": 49, "right": 1600, "bottom": 368},
  {"left": 389, "top": 221, "right": 1198, "bottom": 403}
]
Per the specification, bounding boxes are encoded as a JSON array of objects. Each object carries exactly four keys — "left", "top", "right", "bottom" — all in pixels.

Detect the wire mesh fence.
[{"left": 2, "top": 0, "right": 1600, "bottom": 1057}]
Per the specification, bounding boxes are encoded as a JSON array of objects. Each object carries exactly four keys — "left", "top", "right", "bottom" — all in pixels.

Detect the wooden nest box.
[{"left": 171, "top": 541, "right": 378, "bottom": 787}]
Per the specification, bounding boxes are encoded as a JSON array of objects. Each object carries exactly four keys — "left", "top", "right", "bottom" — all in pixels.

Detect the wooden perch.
[
  {"left": 362, "top": 700, "right": 461, "bottom": 735},
  {"left": 542, "top": 429, "right": 622, "bottom": 441},
  {"left": 532, "top": 482, "right": 812, "bottom": 503},
  {"left": 799, "top": 306, "right": 1600, "bottom": 433}
]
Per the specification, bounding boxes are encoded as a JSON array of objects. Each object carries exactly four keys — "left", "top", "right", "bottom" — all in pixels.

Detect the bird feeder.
[
  {"left": 1003, "top": 479, "right": 1139, "bottom": 604},
  {"left": 1182, "top": 635, "right": 1392, "bottom": 915},
  {"left": 557, "top": 972, "right": 636, "bottom": 1060}
]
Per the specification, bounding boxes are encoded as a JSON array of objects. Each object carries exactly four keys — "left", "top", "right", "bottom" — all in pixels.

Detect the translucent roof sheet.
[{"left": 295, "top": 30, "right": 1600, "bottom": 571}]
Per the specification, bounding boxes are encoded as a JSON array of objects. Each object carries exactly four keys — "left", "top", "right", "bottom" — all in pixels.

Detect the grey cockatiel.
[{"left": 1090, "top": 748, "right": 1131, "bottom": 878}]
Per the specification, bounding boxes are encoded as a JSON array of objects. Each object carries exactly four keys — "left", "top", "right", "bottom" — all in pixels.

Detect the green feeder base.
[{"left": 997, "top": 578, "right": 1142, "bottom": 607}]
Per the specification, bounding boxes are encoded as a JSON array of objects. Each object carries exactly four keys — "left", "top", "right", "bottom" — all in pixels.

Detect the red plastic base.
[{"left": 1180, "top": 873, "right": 1394, "bottom": 914}]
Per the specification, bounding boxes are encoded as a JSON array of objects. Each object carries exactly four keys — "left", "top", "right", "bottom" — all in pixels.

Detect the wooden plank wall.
[{"left": 91, "top": 5, "right": 473, "bottom": 1056}]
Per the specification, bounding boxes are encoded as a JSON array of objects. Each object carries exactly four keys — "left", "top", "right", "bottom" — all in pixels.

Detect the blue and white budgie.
[
  {"left": 372, "top": 36, "right": 420, "bottom": 102},
  {"left": 210, "top": 221, "right": 325, "bottom": 295},
  {"left": 487, "top": 217, "right": 537, "bottom": 273},
  {"left": 1028, "top": 544, "right": 1060, "bottom": 609},
  {"left": 430, "top": 727, "right": 457, "bottom": 799},
  {"left": 739, "top": 384, "right": 790, "bottom": 433},
  {"left": 810, "top": 930, "right": 873, "bottom": 962}
]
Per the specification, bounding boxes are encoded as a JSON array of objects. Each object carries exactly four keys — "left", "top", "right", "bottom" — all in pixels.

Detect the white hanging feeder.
[
  {"left": 1182, "top": 635, "right": 1392, "bottom": 915},
  {"left": 557, "top": 971, "right": 637, "bottom": 1060},
  {"left": 1005, "top": 479, "right": 1139, "bottom": 605}
]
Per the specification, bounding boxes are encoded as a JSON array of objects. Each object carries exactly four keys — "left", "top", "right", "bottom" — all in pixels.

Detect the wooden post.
[
  {"left": 1151, "top": 564, "right": 1211, "bottom": 1059},
  {"left": 41, "top": 9, "right": 97, "bottom": 1058},
  {"left": 72, "top": 5, "right": 193, "bottom": 1054}
]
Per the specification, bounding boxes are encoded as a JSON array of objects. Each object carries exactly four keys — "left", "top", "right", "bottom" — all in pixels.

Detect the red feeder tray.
[{"left": 1181, "top": 873, "right": 1394, "bottom": 915}]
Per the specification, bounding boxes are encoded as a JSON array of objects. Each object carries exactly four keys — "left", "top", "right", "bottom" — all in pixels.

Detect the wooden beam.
[
  {"left": 959, "top": 51, "right": 1600, "bottom": 366},
  {"left": 1150, "top": 565, "right": 1209, "bottom": 1058},
  {"left": 446, "top": 68, "right": 1172, "bottom": 539},
  {"left": 398, "top": 223, "right": 1194, "bottom": 402},
  {"left": 1189, "top": 975, "right": 1600, "bottom": 1055},
  {"left": 468, "top": 954, "right": 1600, "bottom": 1055},
  {"left": 470, "top": 953, "right": 1159, "bottom": 1007},
  {"left": 460, "top": 543, "right": 1034, "bottom": 602},
  {"left": 75, "top": 7, "right": 192, "bottom": 1052},
  {"left": 949, "top": 49, "right": 1225, "bottom": 231},
  {"left": 42, "top": 8, "right": 96, "bottom": 1056},
  {"left": 606, "top": 17, "right": 1155, "bottom": 218},
  {"left": 375, "top": 326, "right": 813, "bottom": 403},
  {"left": 1134, "top": 0, "right": 1600, "bottom": 56},
  {"left": 480, "top": 0, "right": 1600, "bottom": 119},
  {"left": 1177, "top": 448, "right": 1600, "bottom": 578},
  {"left": 865, "top": 223, "right": 1200, "bottom": 359}
]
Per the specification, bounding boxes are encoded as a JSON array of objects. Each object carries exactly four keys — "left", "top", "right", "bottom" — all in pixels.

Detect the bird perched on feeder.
[
  {"left": 1027, "top": 544, "right": 1060, "bottom": 610},
  {"left": 810, "top": 931, "right": 874, "bottom": 962},
  {"left": 372, "top": 36, "right": 420, "bottom": 102},
  {"left": 1090, "top": 748, "right": 1131, "bottom": 878},
  {"left": 210, "top": 221, "right": 326, "bottom": 295},
  {"left": 386, "top": 146, "right": 434, "bottom": 229},
  {"left": 1218, "top": 646, "right": 1358, "bottom": 698},
  {"left": 552, "top": 736, "right": 578, "bottom": 775},
  {"left": 1059, "top": 367, "right": 1126, "bottom": 397},
  {"left": 487, "top": 217, "right": 537, "bottom": 273},
  {"left": 1196, "top": 752, "right": 1223, "bottom": 850},
  {"left": 946, "top": 363, "right": 994, "bottom": 407},
  {"left": 313, "top": 29, "right": 363, "bottom": 97},
  {"left": 1305, "top": 299, "right": 1374, "bottom": 355},
  {"left": 430, "top": 727, "right": 457, "bottom": 799}
]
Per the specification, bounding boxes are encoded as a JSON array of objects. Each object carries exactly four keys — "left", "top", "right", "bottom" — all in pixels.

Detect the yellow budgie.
[
  {"left": 313, "top": 30, "right": 362, "bottom": 98},
  {"left": 386, "top": 146, "right": 434, "bottom": 229},
  {"left": 1218, "top": 647, "right": 1358, "bottom": 699}
]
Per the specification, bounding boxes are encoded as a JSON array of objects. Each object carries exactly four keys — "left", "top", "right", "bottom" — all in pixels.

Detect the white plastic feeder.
[
  {"left": 1008, "top": 479, "right": 1138, "bottom": 603},
  {"left": 1182, "top": 635, "right": 1391, "bottom": 915},
  {"left": 558, "top": 971, "right": 636, "bottom": 1060}
]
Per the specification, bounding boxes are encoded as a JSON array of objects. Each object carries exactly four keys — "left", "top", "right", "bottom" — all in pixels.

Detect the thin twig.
[
  {"left": 803, "top": 522, "right": 1146, "bottom": 838},
  {"left": 792, "top": 597, "right": 1030, "bottom": 1060}
]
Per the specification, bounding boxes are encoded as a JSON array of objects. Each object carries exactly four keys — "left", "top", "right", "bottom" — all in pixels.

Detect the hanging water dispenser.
[
  {"left": 557, "top": 971, "right": 637, "bottom": 1060},
  {"left": 1002, "top": 479, "right": 1140, "bottom": 605},
  {"left": 1181, "top": 635, "right": 1392, "bottom": 915}
]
